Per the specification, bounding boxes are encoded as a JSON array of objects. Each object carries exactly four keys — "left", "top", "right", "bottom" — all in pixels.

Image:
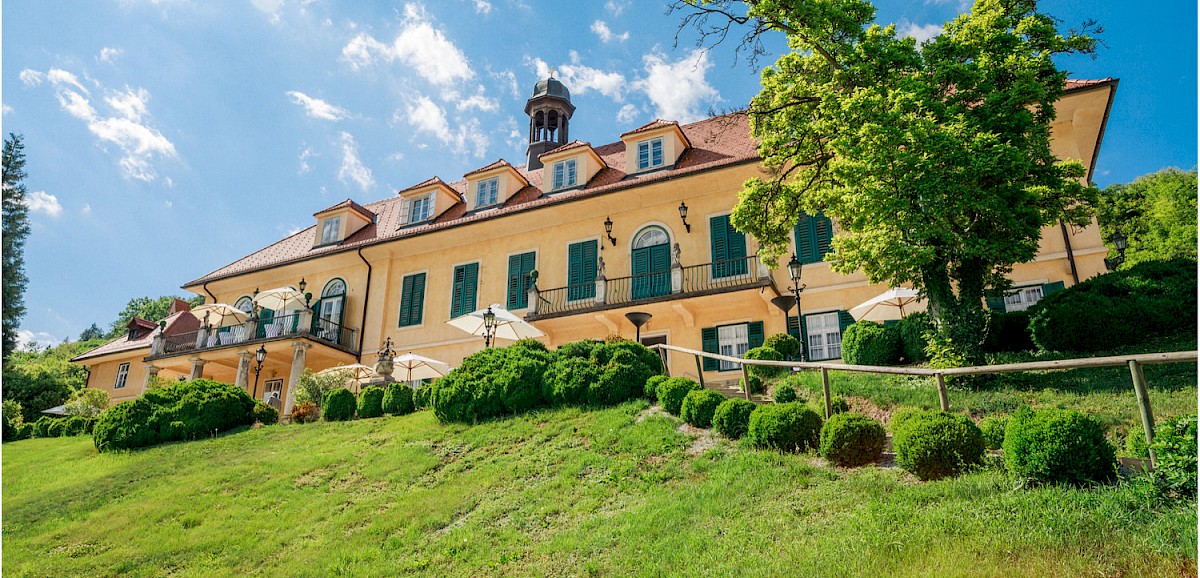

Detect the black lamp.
[
  {"left": 1105, "top": 231, "right": 1129, "bottom": 271},
  {"left": 252, "top": 344, "right": 267, "bottom": 399},
  {"left": 482, "top": 307, "right": 499, "bottom": 348},
  {"left": 786, "top": 254, "right": 807, "bottom": 362},
  {"left": 298, "top": 278, "right": 307, "bottom": 293},
  {"left": 678, "top": 202, "right": 691, "bottom": 233},
  {"left": 604, "top": 216, "right": 617, "bottom": 246},
  {"left": 625, "top": 312, "right": 653, "bottom": 342}
]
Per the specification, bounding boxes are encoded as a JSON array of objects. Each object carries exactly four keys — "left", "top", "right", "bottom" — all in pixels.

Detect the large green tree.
[
  {"left": 678, "top": 0, "right": 1098, "bottom": 362},
  {"left": 1096, "top": 167, "right": 1197, "bottom": 268},
  {"left": 2, "top": 133, "right": 31, "bottom": 360},
  {"left": 2, "top": 339, "right": 103, "bottom": 421},
  {"left": 106, "top": 295, "right": 205, "bottom": 338}
]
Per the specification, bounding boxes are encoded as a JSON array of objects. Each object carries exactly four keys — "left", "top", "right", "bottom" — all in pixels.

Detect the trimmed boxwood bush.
[
  {"left": 888, "top": 407, "right": 931, "bottom": 433},
  {"left": 382, "top": 382, "right": 415, "bottom": 415},
  {"left": 747, "top": 402, "right": 822, "bottom": 452},
  {"left": 413, "top": 382, "right": 433, "bottom": 410},
  {"left": 713, "top": 398, "right": 756, "bottom": 439},
  {"left": 681, "top": 389, "right": 726, "bottom": 428},
  {"left": 357, "top": 386, "right": 385, "bottom": 418},
  {"left": 740, "top": 375, "right": 764, "bottom": 395},
  {"left": 253, "top": 401, "right": 279, "bottom": 425},
  {"left": 93, "top": 379, "right": 256, "bottom": 452},
  {"left": 1003, "top": 408, "right": 1116, "bottom": 486},
  {"left": 656, "top": 377, "right": 701, "bottom": 416},
  {"left": 644, "top": 375, "right": 669, "bottom": 402},
  {"left": 896, "top": 312, "right": 933, "bottom": 363},
  {"left": 893, "top": 411, "right": 985, "bottom": 481},
  {"left": 820, "top": 413, "right": 886, "bottom": 467},
  {"left": 544, "top": 355, "right": 601, "bottom": 406},
  {"left": 982, "top": 310, "right": 1035, "bottom": 353},
  {"left": 1150, "top": 414, "right": 1198, "bottom": 498},
  {"left": 841, "top": 321, "right": 902, "bottom": 366},
  {"left": 763, "top": 333, "right": 801, "bottom": 358},
  {"left": 46, "top": 419, "right": 67, "bottom": 438},
  {"left": 773, "top": 385, "right": 798, "bottom": 403},
  {"left": 291, "top": 401, "right": 319, "bottom": 424},
  {"left": 1028, "top": 258, "right": 1197, "bottom": 352},
  {"left": 979, "top": 415, "right": 1008, "bottom": 450},
  {"left": 743, "top": 346, "right": 786, "bottom": 379},
  {"left": 322, "top": 388, "right": 357, "bottom": 422}
]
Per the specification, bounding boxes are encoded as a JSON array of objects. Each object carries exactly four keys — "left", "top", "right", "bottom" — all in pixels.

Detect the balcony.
[
  {"left": 527, "top": 255, "right": 771, "bottom": 321},
  {"left": 148, "top": 310, "right": 358, "bottom": 360}
]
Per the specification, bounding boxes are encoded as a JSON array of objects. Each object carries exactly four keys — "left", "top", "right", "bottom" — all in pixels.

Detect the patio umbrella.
[
  {"left": 252, "top": 287, "right": 307, "bottom": 312},
  {"left": 391, "top": 352, "right": 450, "bottom": 382},
  {"left": 316, "top": 364, "right": 377, "bottom": 393},
  {"left": 446, "top": 303, "right": 546, "bottom": 344},
  {"left": 191, "top": 303, "right": 249, "bottom": 327},
  {"left": 849, "top": 287, "right": 927, "bottom": 322}
]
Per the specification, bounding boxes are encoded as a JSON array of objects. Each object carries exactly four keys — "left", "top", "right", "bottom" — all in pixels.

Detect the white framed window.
[
  {"left": 408, "top": 194, "right": 434, "bottom": 224},
  {"left": 552, "top": 159, "right": 577, "bottom": 190},
  {"left": 115, "top": 362, "right": 130, "bottom": 389},
  {"left": 637, "top": 138, "right": 664, "bottom": 170},
  {"left": 263, "top": 379, "right": 284, "bottom": 402},
  {"left": 320, "top": 216, "right": 341, "bottom": 244},
  {"left": 717, "top": 323, "right": 750, "bottom": 371},
  {"left": 1003, "top": 285, "right": 1044, "bottom": 312},
  {"left": 475, "top": 177, "right": 499, "bottom": 208},
  {"left": 806, "top": 312, "right": 843, "bottom": 360}
]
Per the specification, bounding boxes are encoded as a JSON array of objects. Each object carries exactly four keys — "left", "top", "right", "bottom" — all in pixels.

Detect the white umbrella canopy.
[
  {"left": 191, "top": 303, "right": 249, "bottom": 327},
  {"left": 849, "top": 288, "right": 927, "bottom": 323},
  {"left": 252, "top": 287, "right": 307, "bottom": 312},
  {"left": 446, "top": 304, "right": 546, "bottom": 342},
  {"left": 391, "top": 352, "right": 450, "bottom": 382}
]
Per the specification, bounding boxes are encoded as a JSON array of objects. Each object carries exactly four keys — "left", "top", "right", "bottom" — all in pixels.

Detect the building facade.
[{"left": 73, "top": 76, "right": 1119, "bottom": 418}]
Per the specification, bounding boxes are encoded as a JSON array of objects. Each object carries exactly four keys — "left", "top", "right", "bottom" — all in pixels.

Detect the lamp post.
[
  {"left": 787, "top": 254, "right": 807, "bottom": 362},
  {"left": 482, "top": 306, "right": 498, "bottom": 348},
  {"left": 1104, "top": 231, "right": 1128, "bottom": 271},
  {"left": 252, "top": 344, "right": 267, "bottom": 399}
]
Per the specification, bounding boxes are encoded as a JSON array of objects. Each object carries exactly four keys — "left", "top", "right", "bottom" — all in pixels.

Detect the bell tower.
[{"left": 525, "top": 73, "right": 575, "bottom": 170}]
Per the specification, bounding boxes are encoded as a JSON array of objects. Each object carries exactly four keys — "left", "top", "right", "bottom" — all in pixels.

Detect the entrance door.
[
  {"left": 640, "top": 334, "right": 669, "bottom": 374},
  {"left": 631, "top": 226, "right": 672, "bottom": 300}
]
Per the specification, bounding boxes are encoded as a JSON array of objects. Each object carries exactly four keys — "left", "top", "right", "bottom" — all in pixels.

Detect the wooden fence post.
[
  {"left": 935, "top": 374, "right": 950, "bottom": 412},
  {"left": 741, "top": 365, "right": 753, "bottom": 401},
  {"left": 694, "top": 354, "right": 706, "bottom": 389},
  {"left": 1128, "top": 360, "right": 1157, "bottom": 468},
  {"left": 821, "top": 368, "right": 832, "bottom": 419}
]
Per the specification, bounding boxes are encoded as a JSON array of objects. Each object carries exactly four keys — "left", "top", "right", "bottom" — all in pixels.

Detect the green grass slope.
[{"left": 4, "top": 401, "right": 1195, "bottom": 577}]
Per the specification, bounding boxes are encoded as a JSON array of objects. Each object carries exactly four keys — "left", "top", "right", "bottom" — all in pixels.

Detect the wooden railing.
[{"left": 650, "top": 343, "right": 1197, "bottom": 468}]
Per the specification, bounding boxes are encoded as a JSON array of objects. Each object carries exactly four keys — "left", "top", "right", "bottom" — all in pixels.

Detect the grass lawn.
[{"left": 4, "top": 400, "right": 1196, "bottom": 577}]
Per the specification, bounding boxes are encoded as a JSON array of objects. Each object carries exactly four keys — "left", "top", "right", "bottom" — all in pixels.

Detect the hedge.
[
  {"left": 712, "top": 398, "right": 756, "bottom": 439},
  {"left": 982, "top": 310, "right": 1035, "bottom": 353},
  {"left": 382, "top": 382, "right": 415, "bottom": 415},
  {"left": 747, "top": 402, "right": 822, "bottom": 452},
  {"left": 322, "top": 388, "right": 357, "bottom": 422},
  {"left": 93, "top": 379, "right": 256, "bottom": 452},
  {"left": 357, "top": 386, "right": 385, "bottom": 419},
  {"left": 1003, "top": 408, "right": 1116, "bottom": 486},
  {"left": 892, "top": 411, "right": 985, "bottom": 481},
  {"left": 681, "top": 389, "right": 726, "bottom": 428},
  {"left": 896, "top": 312, "right": 933, "bottom": 363},
  {"left": 819, "top": 413, "right": 886, "bottom": 467},
  {"left": 841, "top": 321, "right": 902, "bottom": 366}
]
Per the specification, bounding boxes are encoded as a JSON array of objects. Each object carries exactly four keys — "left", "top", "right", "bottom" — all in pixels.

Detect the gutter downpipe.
[
  {"left": 356, "top": 247, "right": 372, "bottom": 363},
  {"left": 1059, "top": 220, "right": 1080, "bottom": 285},
  {"left": 201, "top": 282, "right": 217, "bottom": 305}
]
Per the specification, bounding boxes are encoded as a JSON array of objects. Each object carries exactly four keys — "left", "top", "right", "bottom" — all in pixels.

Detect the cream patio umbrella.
[
  {"left": 446, "top": 304, "right": 545, "bottom": 347},
  {"left": 191, "top": 303, "right": 249, "bottom": 327},
  {"left": 316, "top": 364, "right": 377, "bottom": 393},
  {"left": 391, "top": 352, "right": 451, "bottom": 382},
  {"left": 252, "top": 287, "right": 308, "bottom": 312},
  {"left": 849, "top": 287, "right": 927, "bottom": 323}
]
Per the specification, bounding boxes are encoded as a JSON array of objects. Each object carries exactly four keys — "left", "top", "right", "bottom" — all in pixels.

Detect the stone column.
[
  {"left": 283, "top": 341, "right": 311, "bottom": 418},
  {"left": 188, "top": 357, "right": 207, "bottom": 381},
  {"left": 141, "top": 364, "right": 160, "bottom": 395},
  {"left": 235, "top": 350, "right": 252, "bottom": 390}
]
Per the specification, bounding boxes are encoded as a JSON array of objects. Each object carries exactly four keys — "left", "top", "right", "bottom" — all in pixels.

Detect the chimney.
[{"left": 169, "top": 298, "right": 192, "bottom": 315}]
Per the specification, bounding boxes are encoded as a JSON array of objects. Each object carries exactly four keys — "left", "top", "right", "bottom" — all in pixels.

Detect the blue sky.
[{"left": 4, "top": 0, "right": 1196, "bottom": 349}]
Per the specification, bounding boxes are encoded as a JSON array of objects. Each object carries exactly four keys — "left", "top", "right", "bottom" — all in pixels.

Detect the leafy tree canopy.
[
  {"left": 2, "top": 338, "right": 105, "bottom": 421},
  {"left": 1096, "top": 167, "right": 1197, "bottom": 268},
  {"left": 2, "top": 133, "right": 31, "bottom": 361},
  {"left": 677, "top": 0, "right": 1099, "bottom": 361},
  {"left": 79, "top": 323, "right": 105, "bottom": 342},
  {"left": 107, "top": 295, "right": 205, "bottom": 338}
]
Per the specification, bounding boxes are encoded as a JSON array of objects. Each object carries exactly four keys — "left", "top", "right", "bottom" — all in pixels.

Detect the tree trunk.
[{"left": 922, "top": 260, "right": 987, "bottom": 366}]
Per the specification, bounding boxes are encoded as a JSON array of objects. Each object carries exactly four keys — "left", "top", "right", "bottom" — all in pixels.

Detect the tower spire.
[{"left": 524, "top": 75, "right": 574, "bottom": 170}]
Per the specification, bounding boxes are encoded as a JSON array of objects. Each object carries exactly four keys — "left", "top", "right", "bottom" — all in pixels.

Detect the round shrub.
[
  {"left": 747, "top": 402, "right": 822, "bottom": 452},
  {"left": 290, "top": 401, "right": 319, "bottom": 424},
  {"left": 1003, "top": 408, "right": 1116, "bottom": 486},
  {"left": 713, "top": 398, "right": 756, "bottom": 439},
  {"left": 763, "top": 333, "right": 801, "bottom": 358},
  {"left": 896, "top": 312, "right": 933, "bottom": 363},
  {"left": 93, "top": 379, "right": 255, "bottom": 452},
  {"left": 893, "top": 411, "right": 985, "bottom": 481},
  {"left": 979, "top": 415, "right": 1008, "bottom": 450},
  {"left": 253, "top": 401, "right": 279, "bottom": 425},
  {"left": 382, "top": 382, "right": 415, "bottom": 416},
  {"left": 656, "top": 377, "right": 701, "bottom": 416},
  {"left": 322, "top": 388, "right": 356, "bottom": 422},
  {"left": 888, "top": 407, "right": 932, "bottom": 433},
  {"left": 681, "top": 389, "right": 726, "bottom": 428},
  {"left": 1123, "top": 427, "right": 1150, "bottom": 458},
  {"left": 820, "top": 413, "right": 887, "bottom": 467},
  {"left": 46, "top": 419, "right": 67, "bottom": 438},
  {"left": 644, "top": 375, "right": 669, "bottom": 402},
  {"left": 413, "top": 382, "right": 434, "bottom": 410},
  {"left": 64, "top": 415, "right": 87, "bottom": 436},
  {"left": 1150, "top": 414, "right": 1198, "bottom": 498},
  {"left": 841, "top": 321, "right": 902, "bottom": 366},
  {"left": 773, "top": 385, "right": 798, "bottom": 403},
  {"left": 982, "top": 310, "right": 1035, "bottom": 353},
  {"left": 498, "top": 346, "right": 554, "bottom": 414},
  {"left": 591, "top": 354, "right": 644, "bottom": 407},
  {"left": 431, "top": 343, "right": 555, "bottom": 423},
  {"left": 740, "top": 375, "right": 764, "bottom": 395},
  {"left": 32, "top": 416, "right": 53, "bottom": 438},
  {"left": 600, "top": 339, "right": 663, "bottom": 376},
  {"left": 544, "top": 355, "right": 601, "bottom": 407},
  {"left": 1029, "top": 259, "right": 1196, "bottom": 352},
  {"left": 743, "top": 346, "right": 786, "bottom": 379},
  {"left": 357, "top": 386, "right": 385, "bottom": 419}
]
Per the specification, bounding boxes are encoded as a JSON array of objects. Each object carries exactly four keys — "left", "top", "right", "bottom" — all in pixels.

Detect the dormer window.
[
  {"left": 552, "top": 158, "right": 577, "bottom": 190},
  {"left": 476, "top": 177, "right": 499, "bottom": 208},
  {"left": 637, "top": 138, "right": 664, "bottom": 170},
  {"left": 320, "top": 216, "right": 342, "bottom": 245},
  {"left": 408, "top": 193, "right": 434, "bottom": 224}
]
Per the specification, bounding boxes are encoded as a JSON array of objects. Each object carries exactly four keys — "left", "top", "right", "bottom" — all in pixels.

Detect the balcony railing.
[
  {"left": 152, "top": 311, "right": 358, "bottom": 358},
  {"left": 528, "top": 254, "right": 769, "bottom": 320}
]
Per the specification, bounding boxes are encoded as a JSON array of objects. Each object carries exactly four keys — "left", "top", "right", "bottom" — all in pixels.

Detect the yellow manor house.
[{"left": 72, "top": 75, "right": 1119, "bottom": 419}]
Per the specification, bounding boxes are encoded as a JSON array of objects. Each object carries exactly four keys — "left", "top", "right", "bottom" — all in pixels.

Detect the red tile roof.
[
  {"left": 313, "top": 198, "right": 376, "bottom": 220},
  {"left": 540, "top": 140, "right": 593, "bottom": 158},
  {"left": 463, "top": 158, "right": 516, "bottom": 177},
  {"left": 71, "top": 311, "right": 201, "bottom": 362},
  {"left": 1064, "top": 78, "right": 1116, "bottom": 92},
  {"left": 621, "top": 119, "right": 679, "bottom": 137}
]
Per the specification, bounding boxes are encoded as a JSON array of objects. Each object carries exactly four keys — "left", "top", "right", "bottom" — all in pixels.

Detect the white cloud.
[
  {"left": 489, "top": 67, "right": 520, "bottom": 99},
  {"left": 105, "top": 87, "right": 150, "bottom": 120},
  {"left": 286, "top": 91, "right": 350, "bottom": 120},
  {"left": 250, "top": 0, "right": 285, "bottom": 24},
  {"left": 16, "top": 329, "right": 59, "bottom": 351},
  {"left": 81, "top": 203, "right": 92, "bottom": 216},
  {"left": 164, "top": 200, "right": 173, "bottom": 208},
  {"left": 337, "top": 131, "right": 374, "bottom": 191},
  {"left": 456, "top": 85, "right": 498, "bottom": 112},
  {"left": 529, "top": 52, "right": 626, "bottom": 101},
  {"left": 2, "top": 104, "right": 12, "bottom": 116},
  {"left": 605, "top": 0, "right": 628, "bottom": 15},
  {"left": 402, "top": 95, "right": 488, "bottom": 158},
  {"left": 342, "top": 3, "right": 474, "bottom": 87},
  {"left": 591, "top": 20, "right": 629, "bottom": 43},
  {"left": 616, "top": 103, "right": 640, "bottom": 124},
  {"left": 19, "top": 69, "right": 45, "bottom": 86},
  {"left": 25, "top": 191, "right": 63, "bottom": 217},
  {"left": 632, "top": 49, "right": 720, "bottom": 123},
  {"left": 473, "top": 0, "right": 491, "bottom": 14},
  {"left": 47, "top": 69, "right": 89, "bottom": 94},
  {"left": 98, "top": 47, "right": 124, "bottom": 63},
  {"left": 299, "top": 146, "right": 315, "bottom": 174},
  {"left": 897, "top": 20, "right": 943, "bottom": 45}
]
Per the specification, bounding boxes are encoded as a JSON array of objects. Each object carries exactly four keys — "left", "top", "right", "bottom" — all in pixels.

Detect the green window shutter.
[
  {"left": 794, "top": 214, "right": 814, "bottom": 263},
  {"left": 795, "top": 213, "right": 833, "bottom": 264},
  {"left": 1042, "top": 281, "right": 1065, "bottom": 296},
  {"left": 710, "top": 215, "right": 729, "bottom": 262},
  {"left": 701, "top": 327, "right": 719, "bottom": 371},
  {"left": 985, "top": 295, "right": 1006, "bottom": 312},
  {"left": 464, "top": 263, "right": 478, "bottom": 314},
  {"left": 815, "top": 213, "right": 833, "bottom": 259},
  {"left": 568, "top": 240, "right": 597, "bottom": 300},
  {"left": 837, "top": 310, "right": 856, "bottom": 335},
  {"left": 711, "top": 214, "right": 748, "bottom": 277},
  {"left": 399, "top": 273, "right": 425, "bottom": 327},
  {"left": 451, "top": 264, "right": 478, "bottom": 317},
  {"left": 399, "top": 276, "right": 413, "bottom": 326},
  {"left": 507, "top": 252, "right": 536, "bottom": 309},
  {"left": 748, "top": 321, "right": 765, "bottom": 349}
]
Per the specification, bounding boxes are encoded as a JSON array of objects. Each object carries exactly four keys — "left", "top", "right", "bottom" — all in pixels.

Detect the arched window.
[
  {"left": 633, "top": 226, "right": 669, "bottom": 249},
  {"left": 235, "top": 296, "right": 253, "bottom": 314},
  {"left": 322, "top": 279, "right": 346, "bottom": 298},
  {"left": 315, "top": 279, "right": 347, "bottom": 341},
  {"left": 631, "top": 226, "right": 672, "bottom": 299}
]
